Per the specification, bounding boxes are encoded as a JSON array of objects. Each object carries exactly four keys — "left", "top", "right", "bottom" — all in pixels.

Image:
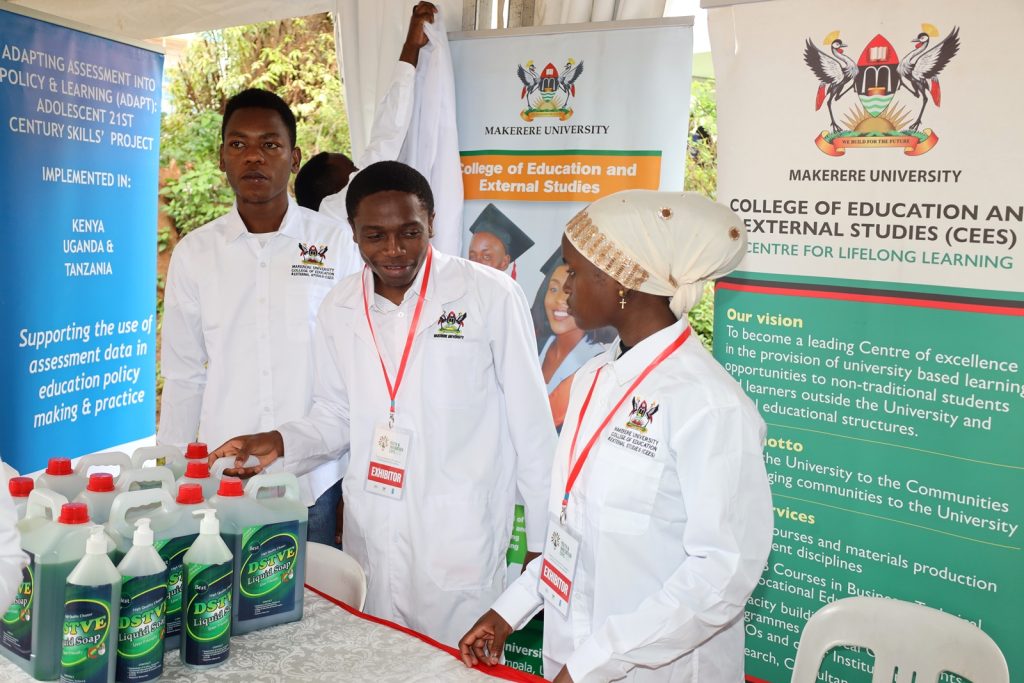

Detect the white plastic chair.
[
  {"left": 791, "top": 597, "right": 1009, "bottom": 683},
  {"left": 305, "top": 542, "right": 367, "bottom": 611}
]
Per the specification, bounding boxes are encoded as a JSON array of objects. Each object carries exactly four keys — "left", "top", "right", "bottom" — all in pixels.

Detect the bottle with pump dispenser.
[
  {"left": 176, "top": 461, "right": 219, "bottom": 501},
  {"left": 1, "top": 495, "right": 110, "bottom": 680},
  {"left": 115, "top": 518, "right": 168, "bottom": 683},
  {"left": 181, "top": 509, "right": 232, "bottom": 669},
  {"left": 35, "top": 457, "right": 87, "bottom": 500},
  {"left": 8, "top": 477, "right": 34, "bottom": 519},
  {"left": 106, "top": 484, "right": 204, "bottom": 651},
  {"left": 74, "top": 473, "right": 119, "bottom": 524},
  {"left": 61, "top": 525, "right": 121, "bottom": 683}
]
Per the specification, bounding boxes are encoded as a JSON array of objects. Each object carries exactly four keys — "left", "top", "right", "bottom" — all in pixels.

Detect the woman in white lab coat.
[{"left": 460, "top": 191, "right": 773, "bottom": 682}]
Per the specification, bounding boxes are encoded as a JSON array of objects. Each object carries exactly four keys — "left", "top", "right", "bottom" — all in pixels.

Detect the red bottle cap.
[
  {"left": 217, "top": 477, "right": 244, "bottom": 497},
  {"left": 58, "top": 502, "right": 90, "bottom": 524},
  {"left": 185, "top": 461, "right": 210, "bottom": 479},
  {"left": 176, "top": 483, "right": 204, "bottom": 505},
  {"left": 8, "top": 477, "right": 34, "bottom": 498},
  {"left": 87, "top": 473, "right": 115, "bottom": 493},
  {"left": 46, "top": 457, "right": 73, "bottom": 475},
  {"left": 185, "top": 442, "right": 208, "bottom": 460}
]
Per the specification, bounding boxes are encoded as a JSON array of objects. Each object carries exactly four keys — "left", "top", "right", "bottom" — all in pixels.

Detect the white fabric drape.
[{"left": 534, "top": 0, "right": 666, "bottom": 25}]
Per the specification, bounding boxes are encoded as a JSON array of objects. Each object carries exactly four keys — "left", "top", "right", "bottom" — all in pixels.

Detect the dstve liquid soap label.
[
  {"left": 238, "top": 521, "right": 299, "bottom": 620},
  {"left": 0, "top": 551, "right": 34, "bottom": 660},
  {"left": 116, "top": 572, "right": 167, "bottom": 682},
  {"left": 61, "top": 584, "right": 114, "bottom": 683},
  {"left": 155, "top": 533, "right": 196, "bottom": 638},
  {"left": 184, "top": 562, "right": 231, "bottom": 666}
]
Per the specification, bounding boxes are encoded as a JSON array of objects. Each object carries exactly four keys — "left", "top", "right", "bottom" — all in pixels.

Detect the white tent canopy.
[{"left": 7, "top": 0, "right": 686, "bottom": 165}]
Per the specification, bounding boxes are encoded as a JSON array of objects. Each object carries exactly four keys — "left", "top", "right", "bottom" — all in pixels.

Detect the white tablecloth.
[{"left": 0, "top": 587, "right": 537, "bottom": 682}]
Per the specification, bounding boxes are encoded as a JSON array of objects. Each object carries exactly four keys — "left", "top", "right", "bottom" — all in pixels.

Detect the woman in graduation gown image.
[{"left": 459, "top": 190, "right": 773, "bottom": 682}]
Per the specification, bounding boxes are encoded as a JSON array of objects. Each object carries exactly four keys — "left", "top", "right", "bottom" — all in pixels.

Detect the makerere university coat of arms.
[
  {"left": 803, "top": 23, "right": 959, "bottom": 155},
  {"left": 516, "top": 59, "right": 584, "bottom": 121}
]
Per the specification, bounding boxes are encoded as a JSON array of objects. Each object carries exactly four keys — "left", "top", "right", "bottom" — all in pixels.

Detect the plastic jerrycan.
[
  {"left": 8, "top": 477, "right": 34, "bottom": 519},
  {"left": 107, "top": 485, "right": 203, "bottom": 652},
  {"left": 74, "top": 451, "right": 133, "bottom": 480},
  {"left": 116, "top": 465, "right": 176, "bottom": 494},
  {"left": 229, "top": 473, "right": 308, "bottom": 634},
  {"left": 116, "top": 519, "right": 168, "bottom": 683},
  {"left": 74, "top": 473, "right": 119, "bottom": 524},
  {"left": 35, "top": 457, "right": 87, "bottom": 500},
  {"left": 5, "top": 497, "right": 111, "bottom": 681},
  {"left": 131, "top": 445, "right": 186, "bottom": 479},
  {"left": 0, "top": 489, "right": 65, "bottom": 674},
  {"left": 181, "top": 509, "right": 233, "bottom": 669},
  {"left": 61, "top": 525, "right": 121, "bottom": 683},
  {"left": 176, "top": 461, "right": 219, "bottom": 501}
]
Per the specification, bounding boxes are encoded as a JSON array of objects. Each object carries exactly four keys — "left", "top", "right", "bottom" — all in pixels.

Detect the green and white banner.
[{"left": 709, "top": 0, "right": 1023, "bottom": 680}]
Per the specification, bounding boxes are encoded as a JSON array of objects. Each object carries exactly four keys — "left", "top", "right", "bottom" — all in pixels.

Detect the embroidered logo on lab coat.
[
  {"left": 625, "top": 397, "right": 659, "bottom": 433},
  {"left": 434, "top": 310, "right": 468, "bottom": 339},
  {"left": 291, "top": 243, "right": 335, "bottom": 280}
]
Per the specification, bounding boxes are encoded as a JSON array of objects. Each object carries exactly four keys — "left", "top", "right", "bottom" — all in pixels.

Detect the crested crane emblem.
[
  {"left": 516, "top": 58, "right": 584, "bottom": 121},
  {"left": 437, "top": 310, "right": 468, "bottom": 336},
  {"left": 626, "top": 397, "right": 659, "bottom": 433},
  {"left": 298, "top": 243, "right": 329, "bottom": 265},
  {"left": 803, "top": 24, "right": 960, "bottom": 156}
]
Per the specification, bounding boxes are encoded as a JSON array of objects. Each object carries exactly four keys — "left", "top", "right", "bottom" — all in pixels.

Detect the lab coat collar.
[
  {"left": 222, "top": 196, "right": 301, "bottom": 243},
  {"left": 342, "top": 248, "right": 468, "bottom": 346},
  {"left": 607, "top": 318, "right": 690, "bottom": 387}
]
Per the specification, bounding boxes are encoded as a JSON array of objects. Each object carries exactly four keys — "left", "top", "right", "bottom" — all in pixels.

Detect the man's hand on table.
[
  {"left": 458, "top": 609, "right": 513, "bottom": 668},
  {"left": 209, "top": 430, "right": 284, "bottom": 478}
]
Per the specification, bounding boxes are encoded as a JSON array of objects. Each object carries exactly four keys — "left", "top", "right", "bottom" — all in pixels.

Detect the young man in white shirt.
[
  {"left": 159, "top": 4, "right": 439, "bottom": 548},
  {"left": 210, "top": 161, "right": 557, "bottom": 647}
]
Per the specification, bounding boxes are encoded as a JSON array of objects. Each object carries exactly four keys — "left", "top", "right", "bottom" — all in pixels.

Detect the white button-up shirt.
[
  {"left": 277, "top": 250, "right": 557, "bottom": 646},
  {"left": 492, "top": 319, "right": 773, "bottom": 682},
  {"left": 157, "top": 198, "right": 359, "bottom": 503}
]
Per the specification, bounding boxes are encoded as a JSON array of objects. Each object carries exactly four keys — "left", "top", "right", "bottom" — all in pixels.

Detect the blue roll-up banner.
[{"left": 0, "top": 7, "right": 163, "bottom": 473}]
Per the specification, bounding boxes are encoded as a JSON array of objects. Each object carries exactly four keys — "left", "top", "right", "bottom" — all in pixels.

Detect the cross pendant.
[{"left": 618, "top": 297, "right": 627, "bottom": 309}]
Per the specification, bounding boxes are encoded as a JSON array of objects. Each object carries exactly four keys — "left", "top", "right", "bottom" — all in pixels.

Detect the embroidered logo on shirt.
[
  {"left": 625, "top": 397, "right": 659, "bottom": 432},
  {"left": 291, "top": 243, "right": 335, "bottom": 280},
  {"left": 434, "top": 310, "right": 468, "bottom": 339}
]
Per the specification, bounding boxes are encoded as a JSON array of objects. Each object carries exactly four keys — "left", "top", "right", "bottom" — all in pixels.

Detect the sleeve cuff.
[
  {"left": 566, "top": 637, "right": 625, "bottom": 683},
  {"left": 491, "top": 572, "right": 543, "bottom": 631}
]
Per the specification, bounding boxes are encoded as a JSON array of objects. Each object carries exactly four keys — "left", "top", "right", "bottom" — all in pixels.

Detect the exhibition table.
[{"left": 0, "top": 585, "right": 541, "bottom": 682}]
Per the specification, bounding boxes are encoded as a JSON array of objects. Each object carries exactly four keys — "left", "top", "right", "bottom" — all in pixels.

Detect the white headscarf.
[{"left": 564, "top": 190, "right": 747, "bottom": 318}]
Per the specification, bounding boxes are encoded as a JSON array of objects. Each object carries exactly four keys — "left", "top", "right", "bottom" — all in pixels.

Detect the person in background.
[
  {"left": 459, "top": 190, "right": 773, "bottom": 682},
  {"left": 295, "top": 152, "right": 357, "bottom": 211},
  {"left": 531, "top": 249, "right": 610, "bottom": 429},
  {"left": 0, "top": 463, "right": 27, "bottom": 610},
  {"left": 466, "top": 203, "right": 534, "bottom": 279},
  {"left": 210, "top": 161, "right": 557, "bottom": 648}
]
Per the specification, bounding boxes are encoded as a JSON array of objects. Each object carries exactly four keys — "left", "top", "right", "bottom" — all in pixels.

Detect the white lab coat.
[
  {"left": 278, "top": 250, "right": 557, "bottom": 646},
  {"left": 158, "top": 199, "right": 356, "bottom": 505},
  {"left": 492, "top": 319, "right": 773, "bottom": 682}
]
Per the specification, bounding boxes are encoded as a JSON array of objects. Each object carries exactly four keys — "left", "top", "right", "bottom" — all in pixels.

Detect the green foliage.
[
  {"left": 160, "top": 14, "right": 351, "bottom": 239},
  {"left": 684, "top": 80, "right": 719, "bottom": 348},
  {"left": 685, "top": 79, "right": 718, "bottom": 200},
  {"left": 688, "top": 283, "right": 716, "bottom": 351}
]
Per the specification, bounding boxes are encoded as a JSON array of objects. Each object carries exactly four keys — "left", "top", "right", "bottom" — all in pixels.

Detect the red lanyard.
[
  {"left": 361, "top": 247, "right": 433, "bottom": 423},
  {"left": 561, "top": 326, "right": 692, "bottom": 523}
]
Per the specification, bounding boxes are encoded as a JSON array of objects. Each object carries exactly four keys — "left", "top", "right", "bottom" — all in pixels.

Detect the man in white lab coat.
[
  {"left": 211, "top": 161, "right": 557, "bottom": 647},
  {"left": 159, "top": 5, "right": 439, "bottom": 549}
]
